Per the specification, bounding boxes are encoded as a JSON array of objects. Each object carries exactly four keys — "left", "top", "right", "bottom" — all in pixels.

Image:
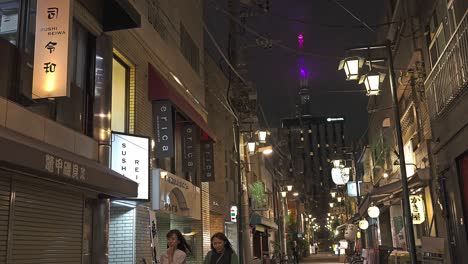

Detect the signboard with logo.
[
  {"left": 346, "top": 181, "right": 362, "bottom": 197},
  {"left": 32, "top": 0, "right": 72, "bottom": 98},
  {"left": 410, "top": 195, "right": 426, "bottom": 224},
  {"left": 182, "top": 123, "right": 197, "bottom": 172},
  {"left": 152, "top": 169, "right": 201, "bottom": 220},
  {"left": 201, "top": 141, "right": 215, "bottom": 182},
  {"left": 153, "top": 100, "right": 174, "bottom": 158},
  {"left": 111, "top": 132, "right": 150, "bottom": 200}
]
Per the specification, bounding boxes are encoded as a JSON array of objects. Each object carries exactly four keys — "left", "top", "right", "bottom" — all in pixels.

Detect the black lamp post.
[{"left": 339, "top": 41, "right": 417, "bottom": 264}]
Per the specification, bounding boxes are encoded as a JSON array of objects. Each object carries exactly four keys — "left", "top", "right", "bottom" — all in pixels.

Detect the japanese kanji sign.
[
  {"left": 45, "top": 153, "right": 86, "bottom": 181},
  {"left": 409, "top": 195, "right": 426, "bottom": 224},
  {"left": 32, "top": 0, "right": 72, "bottom": 98}
]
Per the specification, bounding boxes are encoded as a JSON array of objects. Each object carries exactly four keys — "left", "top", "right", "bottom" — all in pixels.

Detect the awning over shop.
[
  {"left": 358, "top": 172, "right": 428, "bottom": 216},
  {"left": 0, "top": 126, "right": 138, "bottom": 198},
  {"left": 148, "top": 64, "right": 216, "bottom": 142},
  {"left": 250, "top": 214, "right": 278, "bottom": 230},
  {"left": 103, "top": 0, "right": 141, "bottom": 31}
]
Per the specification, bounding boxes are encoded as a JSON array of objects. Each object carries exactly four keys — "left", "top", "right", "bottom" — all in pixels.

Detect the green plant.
[{"left": 248, "top": 181, "right": 267, "bottom": 207}]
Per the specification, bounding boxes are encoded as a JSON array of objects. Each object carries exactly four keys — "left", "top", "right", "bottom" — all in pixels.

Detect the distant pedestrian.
[
  {"left": 204, "top": 233, "right": 239, "bottom": 264},
  {"left": 292, "top": 241, "right": 299, "bottom": 264},
  {"left": 161, "top": 229, "right": 192, "bottom": 264}
]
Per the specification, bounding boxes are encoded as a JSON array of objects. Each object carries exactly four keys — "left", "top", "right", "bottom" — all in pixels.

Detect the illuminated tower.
[{"left": 297, "top": 34, "right": 310, "bottom": 115}]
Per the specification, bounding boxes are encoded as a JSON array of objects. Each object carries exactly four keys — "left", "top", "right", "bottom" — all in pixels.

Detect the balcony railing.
[{"left": 425, "top": 10, "right": 468, "bottom": 118}]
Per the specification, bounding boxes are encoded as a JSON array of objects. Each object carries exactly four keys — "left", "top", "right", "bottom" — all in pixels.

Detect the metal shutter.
[
  {"left": 0, "top": 175, "right": 10, "bottom": 264},
  {"left": 11, "top": 177, "right": 83, "bottom": 264}
]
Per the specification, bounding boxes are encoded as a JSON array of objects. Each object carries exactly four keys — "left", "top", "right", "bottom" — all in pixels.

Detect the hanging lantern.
[
  {"left": 358, "top": 219, "right": 369, "bottom": 230},
  {"left": 331, "top": 167, "right": 350, "bottom": 185},
  {"left": 368, "top": 206, "right": 380, "bottom": 218}
]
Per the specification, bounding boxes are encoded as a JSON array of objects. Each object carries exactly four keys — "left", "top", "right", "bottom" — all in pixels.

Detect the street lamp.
[
  {"left": 258, "top": 130, "right": 268, "bottom": 143},
  {"left": 247, "top": 141, "right": 256, "bottom": 154},
  {"left": 286, "top": 185, "right": 293, "bottom": 192},
  {"left": 292, "top": 192, "right": 299, "bottom": 197},
  {"left": 330, "top": 191, "right": 337, "bottom": 198},
  {"left": 359, "top": 70, "right": 386, "bottom": 96},
  {"left": 337, "top": 197, "right": 343, "bottom": 203},
  {"left": 329, "top": 203, "right": 334, "bottom": 208},
  {"left": 338, "top": 56, "right": 365, "bottom": 80},
  {"left": 280, "top": 191, "right": 287, "bottom": 198},
  {"left": 339, "top": 42, "right": 417, "bottom": 263}
]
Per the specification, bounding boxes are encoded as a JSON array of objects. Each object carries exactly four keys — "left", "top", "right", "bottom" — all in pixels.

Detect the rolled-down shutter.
[
  {"left": 0, "top": 175, "right": 11, "bottom": 264},
  {"left": 11, "top": 177, "right": 84, "bottom": 264}
]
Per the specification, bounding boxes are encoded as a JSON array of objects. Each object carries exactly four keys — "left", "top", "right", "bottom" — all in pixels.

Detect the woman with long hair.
[
  {"left": 204, "top": 233, "right": 238, "bottom": 264},
  {"left": 161, "top": 229, "right": 192, "bottom": 264}
]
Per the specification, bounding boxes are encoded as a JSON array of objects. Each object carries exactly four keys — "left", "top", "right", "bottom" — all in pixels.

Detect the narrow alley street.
[{"left": 300, "top": 252, "right": 340, "bottom": 264}]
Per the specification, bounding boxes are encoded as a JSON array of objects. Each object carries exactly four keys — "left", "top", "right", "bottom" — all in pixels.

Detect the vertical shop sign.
[
  {"left": 201, "top": 141, "right": 214, "bottom": 182},
  {"left": 182, "top": 123, "right": 197, "bottom": 172},
  {"left": 32, "top": 0, "right": 72, "bottom": 98},
  {"left": 153, "top": 100, "right": 174, "bottom": 158},
  {"left": 111, "top": 132, "right": 150, "bottom": 200},
  {"left": 409, "top": 195, "right": 426, "bottom": 224}
]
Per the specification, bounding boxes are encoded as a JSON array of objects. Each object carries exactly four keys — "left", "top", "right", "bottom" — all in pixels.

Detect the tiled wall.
[{"left": 109, "top": 207, "right": 135, "bottom": 264}]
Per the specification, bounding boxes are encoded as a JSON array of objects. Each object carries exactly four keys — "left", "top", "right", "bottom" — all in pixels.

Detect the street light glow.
[
  {"left": 286, "top": 185, "right": 293, "bottom": 191},
  {"left": 258, "top": 130, "right": 268, "bottom": 143},
  {"left": 293, "top": 192, "right": 299, "bottom": 197},
  {"left": 280, "top": 191, "right": 287, "bottom": 198},
  {"left": 359, "top": 71, "right": 386, "bottom": 96},
  {"left": 338, "top": 57, "right": 365, "bottom": 80}
]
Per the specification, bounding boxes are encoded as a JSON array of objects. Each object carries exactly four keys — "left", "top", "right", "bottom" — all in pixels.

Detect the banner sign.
[
  {"left": 201, "top": 141, "right": 214, "bottom": 182},
  {"left": 111, "top": 132, "right": 150, "bottom": 200},
  {"left": 182, "top": 123, "right": 197, "bottom": 172},
  {"left": 153, "top": 100, "right": 174, "bottom": 158},
  {"left": 32, "top": 0, "right": 72, "bottom": 98},
  {"left": 410, "top": 195, "right": 426, "bottom": 224}
]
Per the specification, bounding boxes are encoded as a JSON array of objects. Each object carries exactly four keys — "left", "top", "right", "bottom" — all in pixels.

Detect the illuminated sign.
[
  {"left": 32, "top": 0, "right": 72, "bottom": 98},
  {"left": 327, "top": 117, "right": 345, "bottom": 122},
  {"left": 230, "top": 206, "right": 238, "bottom": 222},
  {"left": 111, "top": 132, "right": 150, "bottom": 200},
  {"left": 410, "top": 195, "right": 425, "bottom": 224}
]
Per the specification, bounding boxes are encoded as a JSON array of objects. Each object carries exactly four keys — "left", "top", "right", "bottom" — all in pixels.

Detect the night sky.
[{"left": 205, "top": 0, "right": 386, "bottom": 141}]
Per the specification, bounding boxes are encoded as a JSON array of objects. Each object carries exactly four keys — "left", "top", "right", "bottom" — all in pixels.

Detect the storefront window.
[
  {"left": 55, "top": 21, "right": 95, "bottom": 134},
  {"left": 111, "top": 57, "right": 128, "bottom": 133},
  {"left": 0, "top": 0, "right": 20, "bottom": 45}
]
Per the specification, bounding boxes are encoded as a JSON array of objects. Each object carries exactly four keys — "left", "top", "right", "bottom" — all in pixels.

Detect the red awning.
[{"left": 148, "top": 64, "right": 216, "bottom": 142}]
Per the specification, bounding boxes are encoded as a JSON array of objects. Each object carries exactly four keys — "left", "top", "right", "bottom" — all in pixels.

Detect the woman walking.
[
  {"left": 204, "top": 233, "right": 239, "bottom": 264},
  {"left": 161, "top": 229, "right": 192, "bottom": 264}
]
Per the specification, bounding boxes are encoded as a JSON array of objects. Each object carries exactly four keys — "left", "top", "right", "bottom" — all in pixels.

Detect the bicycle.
[
  {"left": 344, "top": 250, "right": 364, "bottom": 264},
  {"left": 378, "top": 246, "right": 403, "bottom": 264}
]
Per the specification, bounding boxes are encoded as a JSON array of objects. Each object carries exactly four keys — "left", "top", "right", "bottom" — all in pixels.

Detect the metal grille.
[
  {"left": 425, "top": 10, "right": 468, "bottom": 118},
  {"left": 11, "top": 177, "right": 83, "bottom": 264},
  {"left": 0, "top": 175, "right": 10, "bottom": 264}
]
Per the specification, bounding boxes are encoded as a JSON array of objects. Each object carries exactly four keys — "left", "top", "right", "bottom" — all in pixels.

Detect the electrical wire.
[{"left": 330, "top": 0, "right": 375, "bottom": 33}]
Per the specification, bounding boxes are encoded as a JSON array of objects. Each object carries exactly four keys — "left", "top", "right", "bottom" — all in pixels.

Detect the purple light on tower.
[
  {"left": 298, "top": 34, "right": 304, "bottom": 47},
  {"left": 300, "top": 68, "right": 307, "bottom": 78}
]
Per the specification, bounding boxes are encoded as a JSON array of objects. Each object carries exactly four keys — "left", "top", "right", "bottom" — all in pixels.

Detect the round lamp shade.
[
  {"left": 368, "top": 206, "right": 380, "bottom": 218},
  {"left": 358, "top": 219, "right": 369, "bottom": 230},
  {"left": 331, "top": 167, "right": 350, "bottom": 185}
]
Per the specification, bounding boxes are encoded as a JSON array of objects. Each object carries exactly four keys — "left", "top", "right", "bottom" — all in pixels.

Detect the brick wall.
[
  {"left": 109, "top": 207, "right": 135, "bottom": 264},
  {"left": 210, "top": 213, "right": 224, "bottom": 236}
]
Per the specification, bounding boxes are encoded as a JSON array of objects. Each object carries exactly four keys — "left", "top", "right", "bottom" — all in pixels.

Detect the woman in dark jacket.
[{"left": 204, "top": 233, "right": 239, "bottom": 264}]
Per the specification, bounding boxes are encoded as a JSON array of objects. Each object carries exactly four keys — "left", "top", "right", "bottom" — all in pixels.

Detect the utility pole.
[{"left": 228, "top": 1, "right": 252, "bottom": 263}]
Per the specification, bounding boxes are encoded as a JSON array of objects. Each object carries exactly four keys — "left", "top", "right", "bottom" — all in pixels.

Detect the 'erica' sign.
[{"left": 153, "top": 100, "right": 174, "bottom": 158}]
